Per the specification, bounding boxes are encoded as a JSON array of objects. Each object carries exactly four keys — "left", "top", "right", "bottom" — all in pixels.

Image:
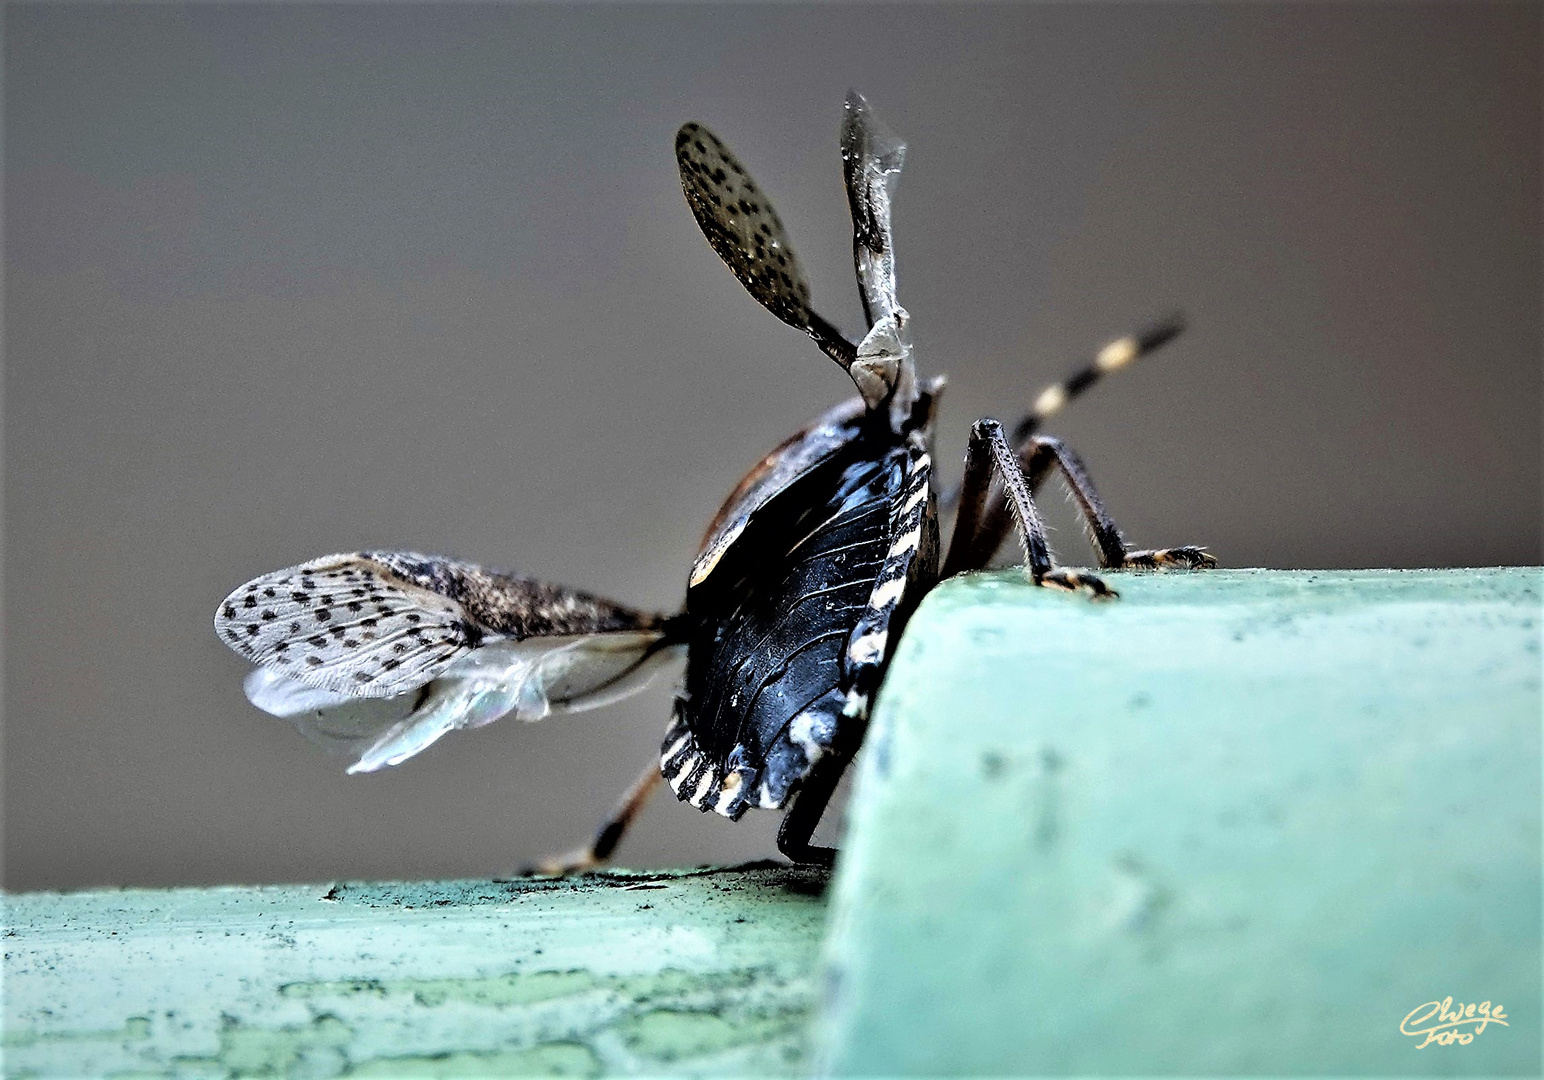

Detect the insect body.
[{"left": 214, "top": 93, "right": 1213, "bottom": 870}]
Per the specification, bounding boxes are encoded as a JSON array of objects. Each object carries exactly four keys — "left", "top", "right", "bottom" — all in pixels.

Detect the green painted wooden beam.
[
  {"left": 6, "top": 569, "right": 1539, "bottom": 1077},
  {"left": 819, "top": 567, "right": 1541, "bottom": 1075},
  {"left": 4, "top": 866, "right": 827, "bottom": 1077}
]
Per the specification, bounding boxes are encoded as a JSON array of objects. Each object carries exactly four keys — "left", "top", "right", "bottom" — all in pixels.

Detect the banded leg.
[
  {"left": 1012, "top": 315, "right": 1186, "bottom": 442},
  {"left": 527, "top": 761, "right": 661, "bottom": 876},
  {"left": 966, "top": 435, "right": 1216, "bottom": 574},
  {"left": 940, "top": 419, "right": 1111, "bottom": 596},
  {"left": 937, "top": 316, "right": 1187, "bottom": 514}
]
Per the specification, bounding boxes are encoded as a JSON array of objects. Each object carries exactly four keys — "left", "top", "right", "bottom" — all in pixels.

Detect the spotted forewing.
[{"left": 215, "top": 552, "right": 677, "bottom": 773}]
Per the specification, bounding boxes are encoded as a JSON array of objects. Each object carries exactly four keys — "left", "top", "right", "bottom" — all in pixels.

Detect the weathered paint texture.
[
  {"left": 4, "top": 865, "right": 826, "bottom": 1077},
  {"left": 7, "top": 569, "right": 1539, "bottom": 1077},
  {"left": 819, "top": 567, "right": 1541, "bottom": 1075}
]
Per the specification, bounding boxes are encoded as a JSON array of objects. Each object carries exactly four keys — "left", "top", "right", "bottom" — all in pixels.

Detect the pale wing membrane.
[
  {"left": 840, "top": 91, "right": 917, "bottom": 421},
  {"left": 676, "top": 122, "right": 812, "bottom": 330},
  {"left": 214, "top": 553, "right": 476, "bottom": 699},
  {"left": 244, "top": 666, "right": 420, "bottom": 752},
  {"left": 246, "top": 634, "right": 681, "bottom": 774},
  {"left": 841, "top": 89, "right": 907, "bottom": 327}
]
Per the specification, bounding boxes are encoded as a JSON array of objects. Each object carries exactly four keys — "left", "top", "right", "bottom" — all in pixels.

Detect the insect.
[{"left": 214, "top": 92, "right": 1214, "bottom": 871}]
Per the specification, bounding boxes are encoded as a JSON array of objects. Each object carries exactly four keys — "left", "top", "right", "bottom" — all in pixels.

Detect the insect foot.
[
  {"left": 520, "top": 849, "right": 601, "bottom": 878},
  {"left": 1038, "top": 567, "right": 1117, "bottom": 599},
  {"left": 1121, "top": 546, "right": 1218, "bottom": 570}
]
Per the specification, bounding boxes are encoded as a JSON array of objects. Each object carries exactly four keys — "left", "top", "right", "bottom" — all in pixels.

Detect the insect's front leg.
[
  {"left": 968, "top": 434, "right": 1217, "bottom": 574},
  {"left": 940, "top": 419, "right": 1111, "bottom": 596},
  {"left": 526, "top": 761, "right": 662, "bottom": 876}
]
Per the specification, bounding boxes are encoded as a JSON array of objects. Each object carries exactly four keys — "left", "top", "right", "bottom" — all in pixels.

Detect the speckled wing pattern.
[
  {"left": 676, "top": 121, "right": 812, "bottom": 331},
  {"left": 215, "top": 553, "right": 476, "bottom": 698},
  {"left": 216, "top": 552, "right": 677, "bottom": 772}
]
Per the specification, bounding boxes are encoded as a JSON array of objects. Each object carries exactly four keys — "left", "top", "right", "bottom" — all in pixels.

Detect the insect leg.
[
  {"left": 961, "top": 435, "right": 1217, "bottom": 573},
  {"left": 1026, "top": 436, "right": 1216, "bottom": 570},
  {"left": 527, "top": 761, "right": 662, "bottom": 876},
  {"left": 940, "top": 419, "right": 1111, "bottom": 595},
  {"left": 935, "top": 316, "right": 1187, "bottom": 516},
  {"left": 1010, "top": 315, "right": 1187, "bottom": 443},
  {"left": 775, "top": 743, "right": 857, "bottom": 867}
]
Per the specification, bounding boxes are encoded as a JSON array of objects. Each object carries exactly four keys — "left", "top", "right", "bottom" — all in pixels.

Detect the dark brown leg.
[
  {"left": 776, "top": 744, "right": 855, "bottom": 866},
  {"left": 962, "top": 434, "right": 1216, "bottom": 574},
  {"left": 936, "top": 316, "right": 1186, "bottom": 516},
  {"left": 940, "top": 419, "right": 1112, "bottom": 595},
  {"left": 528, "top": 762, "right": 661, "bottom": 876}
]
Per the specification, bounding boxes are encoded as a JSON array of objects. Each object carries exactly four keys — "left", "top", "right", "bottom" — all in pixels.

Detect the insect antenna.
[{"left": 1012, "top": 313, "right": 1187, "bottom": 443}]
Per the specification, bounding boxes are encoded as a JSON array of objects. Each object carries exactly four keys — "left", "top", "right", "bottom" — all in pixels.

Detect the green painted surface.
[
  {"left": 4, "top": 865, "right": 827, "bottom": 1078},
  {"left": 8, "top": 569, "right": 1540, "bottom": 1077},
  {"left": 820, "top": 568, "right": 1542, "bottom": 1075}
]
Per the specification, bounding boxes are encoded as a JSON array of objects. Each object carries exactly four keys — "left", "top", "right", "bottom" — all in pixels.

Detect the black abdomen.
[{"left": 663, "top": 439, "right": 908, "bottom": 816}]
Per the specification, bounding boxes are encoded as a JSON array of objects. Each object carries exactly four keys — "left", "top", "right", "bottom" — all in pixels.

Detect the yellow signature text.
[{"left": 1401, "top": 998, "right": 1508, "bottom": 1047}]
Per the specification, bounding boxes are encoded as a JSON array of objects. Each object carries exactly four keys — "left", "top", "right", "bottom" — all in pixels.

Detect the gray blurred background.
[{"left": 5, "top": 3, "right": 1538, "bottom": 891}]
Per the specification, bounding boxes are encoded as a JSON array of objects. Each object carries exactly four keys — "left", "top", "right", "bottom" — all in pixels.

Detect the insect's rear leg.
[
  {"left": 962, "top": 434, "right": 1216, "bottom": 574},
  {"left": 527, "top": 761, "right": 661, "bottom": 876},
  {"left": 776, "top": 743, "right": 857, "bottom": 867},
  {"left": 940, "top": 419, "right": 1112, "bottom": 596}
]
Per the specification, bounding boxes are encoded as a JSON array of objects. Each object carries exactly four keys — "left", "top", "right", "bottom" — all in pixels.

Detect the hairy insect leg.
[
  {"left": 940, "top": 419, "right": 1111, "bottom": 596},
  {"left": 964, "top": 434, "right": 1216, "bottom": 573},
  {"left": 776, "top": 744, "right": 858, "bottom": 867},
  {"left": 526, "top": 762, "right": 662, "bottom": 876}
]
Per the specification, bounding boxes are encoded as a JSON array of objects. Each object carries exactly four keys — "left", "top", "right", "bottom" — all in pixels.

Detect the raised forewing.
[
  {"left": 676, "top": 121, "right": 812, "bottom": 331},
  {"left": 840, "top": 90, "right": 917, "bottom": 424},
  {"left": 841, "top": 89, "right": 907, "bottom": 329}
]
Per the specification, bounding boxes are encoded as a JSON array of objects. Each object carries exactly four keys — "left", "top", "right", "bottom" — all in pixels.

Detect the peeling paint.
[{"left": 4, "top": 865, "right": 826, "bottom": 1077}]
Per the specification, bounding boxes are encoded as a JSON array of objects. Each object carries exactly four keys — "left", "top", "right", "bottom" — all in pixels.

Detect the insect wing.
[
  {"left": 676, "top": 121, "right": 813, "bottom": 331},
  {"left": 215, "top": 553, "right": 477, "bottom": 699},
  {"left": 244, "top": 633, "right": 681, "bottom": 774},
  {"left": 219, "top": 553, "right": 681, "bottom": 772},
  {"left": 244, "top": 665, "right": 419, "bottom": 752},
  {"left": 525, "top": 632, "right": 683, "bottom": 714},
  {"left": 841, "top": 89, "right": 907, "bottom": 325},
  {"left": 841, "top": 91, "right": 916, "bottom": 420},
  {"left": 691, "top": 396, "right": 867, "bottom": 589}
]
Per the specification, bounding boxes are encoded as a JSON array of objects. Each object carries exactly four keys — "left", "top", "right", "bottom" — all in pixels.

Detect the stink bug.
[{"left": 214, "top": 93, "right": 1213, "bottom": 871}]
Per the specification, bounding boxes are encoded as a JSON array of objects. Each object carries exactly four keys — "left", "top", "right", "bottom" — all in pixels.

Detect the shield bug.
[{"left": 214, "top": 92, "right": 1213, "bottom": 871}]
